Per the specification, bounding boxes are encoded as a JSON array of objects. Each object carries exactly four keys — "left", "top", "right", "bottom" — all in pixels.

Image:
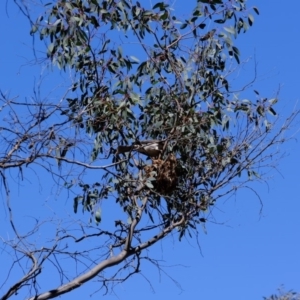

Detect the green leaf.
[
  {"left": 264, "top": 120, "right": 272, "bottom": 131},
  {"left": 224, "top": 26, "right": 235, "bottom": 35},
  {"left": 145, "top": 181, "right": 154, "bottom": 189},
  {"left": 253, "top": 6, "right": 259, "bottom": 15},
  {"left": 30, "top": 25, "right": 38, "bottom": 35},
  {"left": 73, "top": 196, "right": 83, "bottom": 214},
  {"left": 268, "top": 98, "right": 278, "bottom": 105},
  {"left": 88, "top": 193, "right": 98, "bottom": 199},
  {"left": 47, "top": 43, "right": 55, "bottom": 55},
  {"left": 153, "top": 2, "right": 163, "bottom": 10},
  {"left": 257, "top": 106, "right": 264, "bottom": 116},
  {"left": 268, "top": 107, "right": 277, "bottom": 116},
  {"left": 248, "top": 14, "right": 254, "bottom": 26},
  {"left": 232, "top": 46, "right": 240, "bottom": 55},
  {"left": 180, "top": 23, "right": 188, "bottom": 29},
  {"left": 214, "top": 19, "right": 225, "bottom": 24},
  {"left": 234, "top": 53, "right": 240, "bottom": 64},
  {"left": 95, "top": 209, "right": 102, "bottom": 224},
  {"left": 73, "top": 197, "right": 78, "bottom": 214},
  {"left": 130, "top": 56, "right": 140, "bottom": 62}
]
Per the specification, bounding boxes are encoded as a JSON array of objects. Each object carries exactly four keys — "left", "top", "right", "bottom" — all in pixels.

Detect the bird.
[{"left": 116, "top": 140, "right": 164, "bottom": 157}]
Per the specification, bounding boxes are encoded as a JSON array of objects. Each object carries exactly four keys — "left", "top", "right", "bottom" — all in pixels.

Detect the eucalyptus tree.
[
  {"left": 264, "top": 288, "right": 300, "bottom": 300},
  {"left": 0, "top": 0, "right": 295, "bottom": 299}
]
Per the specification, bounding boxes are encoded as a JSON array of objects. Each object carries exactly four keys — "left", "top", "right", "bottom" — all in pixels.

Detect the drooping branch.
[{"left": 24, "top": 217, "right": 184, "bottom": 300}]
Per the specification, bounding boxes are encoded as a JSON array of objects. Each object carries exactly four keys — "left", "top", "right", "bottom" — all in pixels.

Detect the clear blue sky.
[{"left": 1, "top": 1, "right": 300, "bottom": 299}]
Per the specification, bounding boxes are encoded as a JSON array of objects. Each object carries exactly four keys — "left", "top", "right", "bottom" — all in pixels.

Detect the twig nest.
[{"left": 144, "top": 154, "right": 178, "bottom": 194}]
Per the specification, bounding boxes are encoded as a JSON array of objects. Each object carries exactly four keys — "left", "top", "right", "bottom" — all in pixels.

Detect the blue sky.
[{"left": 1, "top": 1, "right": 300, "bottom": 299}]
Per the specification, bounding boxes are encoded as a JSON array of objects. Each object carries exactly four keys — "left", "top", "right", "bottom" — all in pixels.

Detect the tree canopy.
[{"left": 0, "top": 0, "right": 297, "bottom": 299}]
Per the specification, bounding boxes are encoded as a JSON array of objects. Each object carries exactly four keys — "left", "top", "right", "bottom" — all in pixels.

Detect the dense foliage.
[{"left": 28, "top": 0, "right": 267, "bottom": 229}]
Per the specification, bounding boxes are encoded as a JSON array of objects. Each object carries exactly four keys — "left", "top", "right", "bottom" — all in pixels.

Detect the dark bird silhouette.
[{"left": 116, "top": 140, "right": 164, "bottom": 157}]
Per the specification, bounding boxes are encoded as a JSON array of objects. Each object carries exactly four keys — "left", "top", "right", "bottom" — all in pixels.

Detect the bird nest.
[{"left": 144, "top": 153, "right": 178, "bottom": 195}]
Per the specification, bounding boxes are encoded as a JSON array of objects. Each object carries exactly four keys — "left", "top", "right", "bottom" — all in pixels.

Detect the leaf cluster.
[{"left": 27, "top": 1, "right": 280, "bottom": 236}]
